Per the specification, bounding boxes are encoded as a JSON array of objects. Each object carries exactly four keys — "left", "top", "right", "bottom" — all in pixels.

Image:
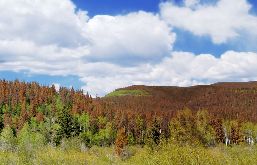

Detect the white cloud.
[
  {"left": 160, "top": 0, "right": 257, "bottom": 43},
  {"left": 0, "top": 0, "right": 175, "bottom": 69},
  {"left": 84, "top": 11, "right": 175, "bottom": 62},
  {"left": 0, "top": 0, "right": 88, "bottom": 47},
  {"left": 0, "top": 0, "right": 257, "bottom": 96},
  {"left": 184, "top": 0, "right": 200, "bottom": 7},
  {"left": 0, "top": 0, "right": 176, "bottom": 95},
  {"left": 152, "top": 51, "right": 257, "bottom": 83},
  {"left": 79, "top": 63, "right": 154, "bottom": 96},
  {"left": 79, "top": 51, "right": 257, "bottom": 96}
]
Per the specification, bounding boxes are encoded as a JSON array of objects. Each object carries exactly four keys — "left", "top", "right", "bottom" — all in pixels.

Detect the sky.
[{"left": 0, "top": 0, "right": 257, "bottom": 96}]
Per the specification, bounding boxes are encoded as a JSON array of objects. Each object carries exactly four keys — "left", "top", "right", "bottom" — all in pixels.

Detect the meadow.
[{"left": 1, "top": 142, "right": 257, "bottom": 165}]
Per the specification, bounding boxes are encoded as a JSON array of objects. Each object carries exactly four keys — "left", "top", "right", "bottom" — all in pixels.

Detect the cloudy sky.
[{"left": 0, "top": 0, "right": 257, "bottom": 96}]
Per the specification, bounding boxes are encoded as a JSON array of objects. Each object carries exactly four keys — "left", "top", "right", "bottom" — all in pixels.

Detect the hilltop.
[{"left": 102, "top": 82, "right": 257, "bottom": 121}]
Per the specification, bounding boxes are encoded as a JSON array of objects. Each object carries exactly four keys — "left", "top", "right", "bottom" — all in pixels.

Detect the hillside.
[
  {"left": 102, "top": 82, "right": 257, "bottom": 122},
  {"left": 1, "top": 80, "right": 257, "bottom": 163}
]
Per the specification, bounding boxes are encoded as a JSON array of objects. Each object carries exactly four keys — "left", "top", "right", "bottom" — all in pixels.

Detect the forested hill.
[
  {"left": 104, "top": 82, "right": 257, "bottom": 122},
  {"left": 1, "top": 79, "right": 257, "bottom": 148},
  {"left": 0, "top": 80, "right": 93, "bottom": 131}
]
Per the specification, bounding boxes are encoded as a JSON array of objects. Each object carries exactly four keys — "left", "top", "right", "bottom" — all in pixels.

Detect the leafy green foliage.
[
  {"left": 56, "top": 106, "right": 80, "bottom": 145},
  {"left": 17, "top": 123, "right": 46, "bottom": 151},
  {"left": 145, "top": 118, "right": 161, "bottom": 150},
  {"left": 0, "top": 126, "right": 16, "bottom": 152},
  {"left": 169, "top": 109, "right": 199, "bottom": 145},
  {"left": 2, "top": 79, "right": 257, "bottom": 163},
  {"left": 196, "top": 110, "right": 216, "bottom": 146},
  {"left": 2, "top": 143, "right": 257, "bottom": 164},
  {"left": 77, "top": 113, "right": 90, "bottom": 132}
]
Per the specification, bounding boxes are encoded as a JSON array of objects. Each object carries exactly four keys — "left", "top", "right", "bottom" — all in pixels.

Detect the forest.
[{"left": 1, "top": 80, "right": 257, "bottom": 164}]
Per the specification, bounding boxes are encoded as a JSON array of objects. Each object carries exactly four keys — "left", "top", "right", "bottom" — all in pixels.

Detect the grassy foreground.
[{"left": 1, "top": 144, "right": 257, "bottom": 165}]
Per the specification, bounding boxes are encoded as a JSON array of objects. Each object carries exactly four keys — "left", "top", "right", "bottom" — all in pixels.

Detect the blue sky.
[
  {"left": 0, "top": 0, "right": 257, "bottom": 96},
  {"left": 0, "top": 71, "right": 83, "bottom": 89},
  {"left": 72, "top": 0, "right": 257, "bottom": 15},
  {"left": 72, "top": 0, "right": 162, "bottom": 16},
  {"left": 72, "top": 0, "right": 257, "bottom": 55}
]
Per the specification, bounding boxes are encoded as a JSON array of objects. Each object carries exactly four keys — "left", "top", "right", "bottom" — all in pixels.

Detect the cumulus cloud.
[
  {"left": 0, "top": 0, "right": 257, "bottom": 96},
  {"left": 84, "top": 12, "right": 175, "bottom": 63},
  {"left": 0, "top": 0, "right": 175, "bottom": 69},
  {"left": 0, "top": 0, "right": 176, "bottom": 95},
  {"left": 0, "top": 0, "right": 88, "bottom": 47},
  {"left": 80, "top": 51, "right": 257, "bottom": 96},
  {"left": 160, "top": 0, "right": 257, "bottom": 43},
  {"left": 153, "top": 51, "right": 257, "bottom": 84}
]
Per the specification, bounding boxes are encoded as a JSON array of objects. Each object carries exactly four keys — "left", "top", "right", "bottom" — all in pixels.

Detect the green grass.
[
  {"left": 2, "top": 144, "right": 257, "bottom": 164},
  {"left": 105, "top": 89, "right": 150, "bottom": 97}
]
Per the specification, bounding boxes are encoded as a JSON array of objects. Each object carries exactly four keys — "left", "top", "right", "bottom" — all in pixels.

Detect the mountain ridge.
[{"left": 102, "top": 81, "right": 257, "bottom": 122}]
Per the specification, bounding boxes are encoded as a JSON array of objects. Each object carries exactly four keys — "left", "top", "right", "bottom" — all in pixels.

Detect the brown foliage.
[
  {"left": 100, "top": 82, "right": 257, "bottom": 124},
  {"left": 230, "top": 121, "right": 243, "bottom": 144},
  {"left": 115, "top": 127, "right": 128, "bottom": 156},
  {"left": 1, "top": 80, "right": 257, "bottom": 147},
  {"left": 0, "top": 80, "right": 93, "bottom": 130},
  {"left": 210, "top": 119, "right": 225, "bottom": 143}
]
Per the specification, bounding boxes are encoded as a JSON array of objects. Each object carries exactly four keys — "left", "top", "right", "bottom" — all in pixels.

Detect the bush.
[
  {"left": 80, "top": 130, "right": 93, "bottom": 148},
  {"left": 17, "top": 123, "right": 46, "bottom": 155},
  {"left": 0, "top": 126, "right": 16, "bottom": 152},
  {"left": 60, "top": 137, "right": 82, "bottom": 151}
]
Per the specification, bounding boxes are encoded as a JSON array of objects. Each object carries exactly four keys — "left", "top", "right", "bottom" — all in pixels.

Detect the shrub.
[
  {"left": 60, "top": 137, "right": 82, "bottom": 151},
  {"left": 0, "top": 126, "right": 16, "bottom": 152},
  {"left": 17, "top": 123, "right": 46, "bottom": 152}
]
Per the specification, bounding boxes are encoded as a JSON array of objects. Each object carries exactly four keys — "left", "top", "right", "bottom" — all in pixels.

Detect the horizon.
[{"left": 0, "top": 0, "right": 257, "bottom": 96}]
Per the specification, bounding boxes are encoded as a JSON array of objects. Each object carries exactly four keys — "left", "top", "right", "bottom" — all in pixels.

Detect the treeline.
[
  {"left": 102, "top": 84, "right": 257, "bottom": 122},
  {"left": 1, "top": 80, "right": 257, "bottom": 156},
  {"left": 0, "top": 80, "right": 93, "bottom": 130}
]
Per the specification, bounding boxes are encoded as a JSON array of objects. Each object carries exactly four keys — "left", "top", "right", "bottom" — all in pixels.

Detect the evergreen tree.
[
  {"left": 56, "top": 105, "right": 80, "bottom": 145},
  {"left": 146, "top": 117, "right": 161, "bottom": 150}
]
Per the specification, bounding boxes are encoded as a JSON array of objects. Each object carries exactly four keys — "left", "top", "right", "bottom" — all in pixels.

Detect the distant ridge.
[{"left": 103, "top": 81, "right": 257, "bottom": 122}]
